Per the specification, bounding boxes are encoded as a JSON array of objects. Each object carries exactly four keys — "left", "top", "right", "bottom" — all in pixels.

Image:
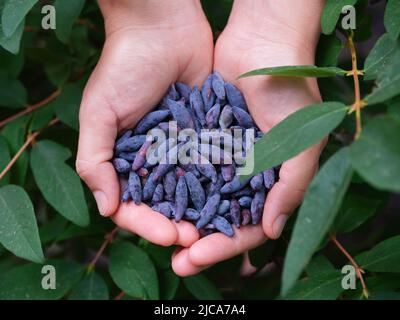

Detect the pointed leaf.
[
  {"left": 159, "top": 269, "right": 180, "bottom": 300},
  {"left": 53, "top": 83, "right": 82, "bottom": 130},
  {"left": 1, "top": 0, "right": 37, "bottom": 37},
  {"left": 0, "top": 72, "right": 27, "bottom": 108},
  {"left": 384, "top": 0, "right": 400, "bottom": 40},
  {"left": 68, "top": 271, "right": 109, "bottom": 300},
  {"left": 321, "top": 0, "right": 358, "bottom": 35},
  {"left": 183, "top": 274, "right": 222, "bottom": 300},
  {"left": 54, "top": 0, "right": 85, "bottom": 43}
]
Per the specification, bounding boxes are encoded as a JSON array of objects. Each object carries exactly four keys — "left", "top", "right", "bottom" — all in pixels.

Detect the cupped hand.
[
  {"left": 172, "top": 0, "right": 325, "bottom": 276},
  {"left": 76, "top": 0, "right": 212, "bottom": 247}
]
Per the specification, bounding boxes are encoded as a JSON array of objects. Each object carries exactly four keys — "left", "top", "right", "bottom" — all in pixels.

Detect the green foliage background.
[{"left": 0, "top": 0, "right": 400, "bottom": 300}]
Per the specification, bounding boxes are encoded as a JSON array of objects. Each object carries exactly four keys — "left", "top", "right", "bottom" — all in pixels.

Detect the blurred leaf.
[
  {"left": 1, "top": 0, "right": 37, "bottom": 37},
  {"left": 356, "top": 235, "right": 400, "bottom": 273},
  {"left": 138, "top": 239, "right": 175, "bottom": 270},
  {"left": 159, "top": 268, "right": 180, "bottom": 300},
  {"left": 183, "top": 274, "right": 222, "bottom": 300},
  {"left": 45, "top": 62, "right": 71, "bottom": 87},
  {"left": 0, "top": 48, "right": 23, "bottom": 76},
  {"left": 364, "top": 34, "right": 399, "bottom": 81},
  {"left": 387, "top": 96, "right": 400, "bottom": 119},
  {"left": 0, "top": 17, "right": 24, "bottom": 54},
  {"left": 0, "top": 185, "right": 44, "bottom": 263},
  {"left": 109, "top": 241, "right": 159, "bottom": 300},
  {"left": 345, "top": 274, "right": 400, "bottom": 299},
  {"left": 240, "top": 102, "right": 348, "bottom": 180},
  {"left": 384, "top": 0, "right": 400, "bottom": 40},
  {"left": 39, "top": 215, "right": 68, "bottom": 245},
  {"left": 0, "top": 135, "right": 10, "bottom": 185},
  {"left": 0, "top": 260, "right": 84, "bottom": 299},
  {"left": 240, "top": 65, "right": 346, "bottom": 78},
  {"left": 282, "top": 270, "right": 343, "bottom": 300},
  {"left": 332, "top": 193, "right": 381, "bottom": 234},
  {"left": 282, "top": 148, "right": 353, "bottom": 296},
  {"left": 30, "top": 140, "right": 89, "bottom": 226},
  {"left": 349, "top": 116, "right": 400, "bottom": 192},
  {"left": 29, "top": 104, "right": 54, "bottom": 131},
  {"left": 306, "top": 255, "right": 335, "bottom": 277},
  {"left": 68, "top": 271, "right": 109, "bottom": 300},
  {"left": 0, "top": 72, "right": 27, "bottom": 108},
  {"left": 321, "top": 0, "right": 358, "bottom": 35},
  {"left": 248, "top": 240, "right": 276, "bottom": 268},
  {"left": 56, "top": 223, "right": 104, "bottom": 242},
  {"left": 316, "top": 35, "right": 343, "bottom": 67},
  {"left": 53, "top": 83, "right": 82, "bottom": 130},
  {"left": 54, "top": 0, "right": 86, "bottom": 43}
]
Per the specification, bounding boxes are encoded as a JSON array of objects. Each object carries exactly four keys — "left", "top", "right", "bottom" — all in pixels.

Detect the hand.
[
  {"left": 172, "top": 0, "right": 325, "bottom": 276},
  {"left": 76, "top": 0, "right": 213, "bottom": 247}
]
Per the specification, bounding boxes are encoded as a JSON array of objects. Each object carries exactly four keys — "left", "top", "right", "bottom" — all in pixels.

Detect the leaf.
[
  {"left": 0, "top": 48, "right": 24, "bottom": 76},
  {"left": 355, "top": 235, "right": 400, "bottom": 273},
  {"left": 248, "top": 240, "right": 276, "bottom": 268},
  {"left": 1, "top": 0, "right": 37, "bottom": 36},
  {"left": 282, "top": 270, "right": 343, "bottom": 300},
  {"left": 281, "top": 148, "right": 353, "bottom": 296},
  {"left": 53, "top": 83, "right": 82, "bottom": 130},
  {"left": 39, "top": 215, "right": 68, "bottom": 245},
  {"left": 159, "top": 269, "right": 180, "bottom": 300},
  {"left": 109, "top": 241, "right": 159, "bottom": 300},
  {"left": 183, "top": 274, "right": 222, "bottom": 300},
  {"left": 0, "top": 185, "right": 44, "bottom": 263},
  {"left": 321, "top": 0, "right": 358, "bottom": 35},
  {"left": 0, "top": 72, "right": 27, "bottom": 108},
  {"left": 30, "top": 140, "right": 89, "bottom": 226},
  {"left": 306, "top": 255, "right": 335, "bottom": 277},
  {"left": 138, "top": 239, "right": 175, "bottom": 270},
  {"left": 45, "top": 61, "right": 71, "bottom": 87},
  {"left": 0, "top": 260, "right": 84, "bottom": 299},
  {"left": 384, "top": 0, "right": 400, "bottom": 40},
  {"left": 0, "top": 18, "right": 24, "bottom": 54},
  {"left": 54, "top": 0, "right": 86, "bottom": 43},
  {"left": 239, "top": 102, "right": 348, "bottom": 179},
  {"left": 387, "top": 95, "right": 400, "bottom": 119},
  {"left": 349, "top": 116, "right": 400, "bottom": 192},
  {"left": 0, "top": 135, "right": 10, "bottom": 185},
  {"left": 239, "top": 65, "right": 346, "bottom": 79},
  {"left": 29, "top": 104, "right": 54, "bottom": 131},
  {"left": 316, "top": 35, "right": 343, "bottom": 67},
  {"left": 332, "top": 193, "right": 381, "bottom": 234},
  {"left": 68, "top": 271, "right": 109, "bottom": 300},
  {"left": 364, "top": 33, "right": 399, "bottom": 81}
]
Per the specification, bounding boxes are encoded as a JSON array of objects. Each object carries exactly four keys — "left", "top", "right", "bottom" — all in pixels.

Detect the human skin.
[{"left": 171, "top": 0, "right": 326, "bottom": 276}]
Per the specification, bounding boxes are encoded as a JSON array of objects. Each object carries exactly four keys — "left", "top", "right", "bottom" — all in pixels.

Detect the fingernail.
[
  {"left": 94, "top": 191, "right": 108, "bottom": 216},
  {"left": 273, "top": 215, "right": 288, "bottom": 238}
]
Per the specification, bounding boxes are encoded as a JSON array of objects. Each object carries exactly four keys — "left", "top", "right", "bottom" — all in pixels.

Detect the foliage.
[{"left": 0, "top": 0, "right": 399, "bottom": 300}]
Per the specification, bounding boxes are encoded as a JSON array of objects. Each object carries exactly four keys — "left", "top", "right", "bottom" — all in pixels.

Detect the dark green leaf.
[
  {"left": 316, "top": 35, "right": 343, "bottom": 67},
  {"left": 0, "top": 185, "right": 44, "bottom": 263},
  {"left": 248, "top": 240, "right": 276, "bottom": 268},
  {"left": 54, "top": 0, "right": 85, "bottom": 43},
  {"left": 183, "top": 274, "right": 222, "bottom": 300},
  {"left": 68, "top": 271, "right": 109, "bottom": 300},
  {"left": 321, "top": 0, "right": 358, "bottom": 35},
  {"left": 349, "top": 116, "right": 400, "bottom": 192},
  {"left": 0, "top": 18, "right": 24, "bottom": 54},
  {"left": 109, "top": 241, "right": 159, "bottom": 300},
  {"left": 240, "top": 102, "right": 348, "bottom": 179},
  {"left": 0, "top": 72, "right": 27, "bottom": 108},
  {"left": 30, "top": 140, "right": 89, "bottom": 226},
  {"left": 384, "top": 0, "right": 400, "bottom": 40},
  {"left": 387, "top": 96, "right": 400, "bottom": 119},
  {"left": 39, "top": 215, "right": 68, "bottom": 245},
  {"left": 0, "top": 260, "right": 84, "bottom": 299},
  {"left": 282, "top": 148, "right": 353, "bottom": 296},
  {"left": 138, "top": 239, "right": 174, "bottom": 270},
  {"left": 53, "top": 83, "right": 82, "bottom": 130},
  {"left": 356, "top": 235, "right": 400, "bottom": 273},
  {"left": 306, "top": 255, "right": 335, "bottom": 277},
  {"left": 45, "top": 62, "right": 71, "bottom": 87},
  {"left": 29, "top": 104, "right": 54, "bottom": 131},
  {"left": 0, "top": 48, "right": 23, "bottom": 76},
  {"left": 239, "top": 65, "right": 346, "bottom": 79},
  {"left": 1, "top": 0, "right": 37, "bottom": 37},
  {"left": 159, "top": 269, "right": 180, "bottom": 300},
  {"left": 0, "top": 135, "right": 10, "bottom": 185}
]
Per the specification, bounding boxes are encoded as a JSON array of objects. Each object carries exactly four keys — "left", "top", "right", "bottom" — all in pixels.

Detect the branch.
[
  {"left": 87, "top": 227, "right": 119, "bottom": 272},
  {"left": 0, "top": 89, "right": 61, "bottom": 129},
  {"left": 114, "top": 291, "right": 126, "bottom": 300},
  {"left": 0, "top": 118, "right": 59, "bottom": 181},
  {"left": 330, "top": 234, "right": 369, "bottom": 299}
]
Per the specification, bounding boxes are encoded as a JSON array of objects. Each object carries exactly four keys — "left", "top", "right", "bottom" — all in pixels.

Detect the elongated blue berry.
[
  {"left": 212, "top": 216, "right": 234, "bottom": 237},
  {"left": 225, "top": 82, "right": 247, "bottom": 111},
  {"left": 231, "top": 107, "right": 255, "bottom": 128},
  {"left": 175, "top": 176, "right": 188, "bottom": 222},
  {"left": 128, "top": 171, "right": 142, "bottom": 205},
  {"left": 229, "top": 199, "right": 241, "bottom": 228},
  {"left": 196, "top": 193, "right": 221, "bottom": 229},
  {"left": 184, "top": 208, "right": 200, "bottom": 221},
  {"left": 251, "top": 187, "right": 266, "bottom": 224},
  {"left": 184, "top": 172, "right": 205, "bottom": 211},
  {"left": 250, "top": 173, "right": 263, "bottom": 191},
  {"left": 113, "top": 158, "right": 131, "bottom": 174},
  {"left": 134, "top": 110, "right": 170, "bottom": 135},
  {"left": 115, "top": 135, "right": 146, "bottom": 153},
  {"left": 263, "top": 168, "right": 276, "bottom": 189}
]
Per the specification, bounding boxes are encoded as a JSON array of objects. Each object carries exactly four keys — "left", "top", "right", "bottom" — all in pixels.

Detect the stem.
[
  {"left": 0, "top": 118, "right": 59, "bottom": 181},
  {"left": 330, "top": 234, "right": 369, "bottom": 299},
  {"left": 87, "top": 227, "right": 119, "bottom": 272},
  {"left": 114, "top": 291, "right": 125, "bottom": 300},
  {"left": 0, "top": 89, "right": 61, "bottom": 129}
]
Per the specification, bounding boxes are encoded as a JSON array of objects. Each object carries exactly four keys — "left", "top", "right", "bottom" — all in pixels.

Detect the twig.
[
  {"left": 0, "top": 89, "right": 61, "bottom": 129},
  {"left": 114, "top": 291, "right": 126, "bottom": 300},
  {"left": 87, "top": 227, "right": 119, "bottom": 272},
  {"left": 330, "top": 234, "right": 369, "bottom": 299},
  {"left": 0, "top": 118, "right": 59, "bottom": 181}
]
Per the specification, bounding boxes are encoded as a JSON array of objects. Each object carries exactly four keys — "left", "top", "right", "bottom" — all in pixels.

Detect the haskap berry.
[{"left": 111, "top": 72, "right": 280, "bottom": 237}]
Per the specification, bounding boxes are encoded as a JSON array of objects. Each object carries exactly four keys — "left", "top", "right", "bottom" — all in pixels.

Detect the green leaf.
[
  {"left": 0, "top": 185, "right": 44, "bottom": 263},
  {"left": 159, "top": 268, "right": 180, "bottom": 300},
  {"left": 0, "top": 48, "right": 24, "bottom": 76},
  {"left": 53, "top": 83, "right": 82, "bottom": 130},
  {"left": 239, "top": 102, "right": 348, "bottom": 179},
  {"left": 316, "top": 35, "right": 343, "bottom": 67},
  {"left": 68, "top": 271, "right": 109, "bottom": 300},
  {"left": 306, "top": 255, "right": 335, "bottom": 277},
  {"left": 0, "top": 72, "right": 27, "bottom": 108},
  {"left": 332, "top": 194, "right": 381, "bottom": 234},
  {"left": 39, "top": 215, "right": 68, "bottom": 245},
  {"left": 0, "top": 260, "right": 84, "bottom": 299},
  {"left": 349, "top": 116, "right": 400, "bottom": 192},
  {"left": 282, "top": 270, "right": 343, "bottom": 300},
  {"left": 282, "top": 148, "right": 353, "bottom": 296},
  {"left": 1, "top": 0, "right": 37, "bottom": 37},
  {"left": 183, "top": 274, "right": 222, "bottom": 300},
  {"left": 239, "top": 65, "right": 346, "bottom": 79},
  {"left": 29, "top": 104, "right": 54, "bottom": 131},
  {"left": 138, "top": 239, "right": 175, "bottom": 270},
  {"left": 356, "top": 235, "right": 400, "bottom": 273},
  {"left": 364, "top": 33, "right": 399, "bottom": 81},
  {"left": 54, "top": 0, "right": 86, "bottom": 43},
  {"left": 0, "top": 18, "right": 24, "bottom": 54},
  {"left": 109, "top": 241, "right": 159, "bottom": 300},
  {"left": 45, "top": 62, "right": 71, "bottom": 87},
  {"left": 387, "top": 96, "right": 400, "bottom": 119},
  {"left": 384, "top": 0, "right": 400, "bottom": 40},
  {"left": 30, "top": 140, "right": 89, "bottom": 226},
  {"left": 0, "top": 135, "right": 10, "bottom": 185},
  {"left": 321, "top": 0, "right": 358, "bottom": 35}
]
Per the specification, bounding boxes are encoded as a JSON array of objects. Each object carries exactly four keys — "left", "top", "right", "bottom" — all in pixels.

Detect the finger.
[
  {"left": 172, "top": 248, "right": 206, "bottom": 277},
  {"left": 112, "top": 202, "right": 178, "bottom": 246},
  {"left": 76, "top": 84, "right": 120, "bottom": 217},
  {"left": 262, "top": 142, "right": 324, "bottom": 239},
  {"left": 172, "top": 221, "right": 200, "bottom": 247}
]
